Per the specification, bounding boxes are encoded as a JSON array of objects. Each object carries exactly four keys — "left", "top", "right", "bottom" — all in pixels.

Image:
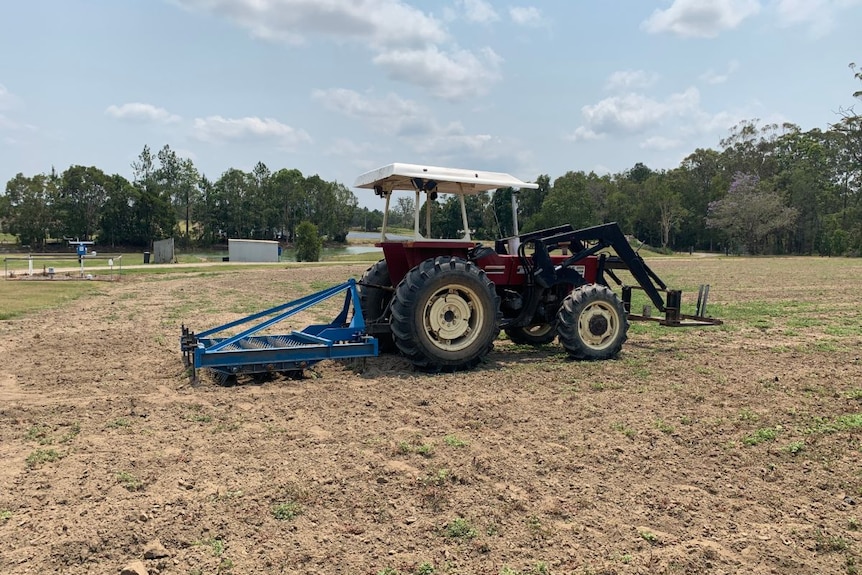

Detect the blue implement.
[{"left": 181, "top": 278, "right": 378, "bottom": 383}]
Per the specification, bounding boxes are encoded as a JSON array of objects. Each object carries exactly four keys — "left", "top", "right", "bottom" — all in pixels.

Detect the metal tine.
[
  {"left": 701, "top": 285, "right": 710, "bottom": 317},
  {"left": 696, "top": 285, "right": 705, "bottom": 317}
]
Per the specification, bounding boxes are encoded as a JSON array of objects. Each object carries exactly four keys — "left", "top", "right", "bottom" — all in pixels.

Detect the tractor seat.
[{"left": 468, "top": 244, "right": 497, "bottom": 261}]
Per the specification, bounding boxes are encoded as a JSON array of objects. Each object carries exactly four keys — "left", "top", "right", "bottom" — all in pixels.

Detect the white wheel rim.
[
  {"left": 423, "top": 285, "right": 484, "bottom": 352},
  {"left": 524, "top": 323, "right": 554, "bottom": 338},
  {"left": 577, "top": 300, "right": 620, "bottom": 351}
]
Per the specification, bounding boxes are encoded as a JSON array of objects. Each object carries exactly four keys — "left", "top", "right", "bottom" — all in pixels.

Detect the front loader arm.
[{"left": 534, "top": 222, "right": 721, "bottom": 327}]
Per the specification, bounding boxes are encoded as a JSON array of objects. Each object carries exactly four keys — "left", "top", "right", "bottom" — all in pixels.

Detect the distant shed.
[{"left": 228, "top": 239, "right": 280, "bottom": 262}]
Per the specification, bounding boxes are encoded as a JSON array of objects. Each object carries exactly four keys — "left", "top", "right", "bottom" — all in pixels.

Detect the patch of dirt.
[{"left": 0, "top": 258, "right": 861, "bottom": 575}]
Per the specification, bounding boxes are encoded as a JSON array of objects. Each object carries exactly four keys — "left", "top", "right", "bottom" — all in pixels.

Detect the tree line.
[{"left": 2, "top": 65, "right": 860, "bottom": 256}]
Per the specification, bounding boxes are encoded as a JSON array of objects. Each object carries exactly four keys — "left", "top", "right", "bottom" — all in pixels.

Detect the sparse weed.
[
  {"left": 640, "top": 530, "right": 659, "bottom": 544},
  {"left": 421, "top": 468, "right": 452, "bottom": 487},
  {"left": 377, "top": 568, "right": 399, "bottom": 575},
  {"left": 443, "top": 435, "right": 468, "bottom": 448},
  {"left": 443, "top": 517, "right": 476, "bottom": 539},
  {"left": 0, "top": 510, "right": 11, "bottom": 523},
  {"left": 415, "top": 444, "right": 434, "bottom": 457},
  {"left": 116, "top": 471, "right": 144, "bottom": 491},
  {"left": 532, "top": 562, "right": 549, "bottom": 575},
  {"left": 848, "top": 517, "right": 859, "bottom": 531},
  {"left": 59, "top": 422, "right": 80, "bottom": 443},
  {"left": 526, "top": 515, "right": 552, "bottom": 540},
  {"left": 398, "top": 440, "right": 434, "bottom": 458},
  {"left": 25, "top": 424, "right": 53, "bottom": 445},
  {"left": 187, "top": 412, "right": 213, "bottom": 423},
  {"left": 784, "top": 441, "right": 805, "bottom": 455},
  {"left": 743, "top": 427, "right": 779, "bottom": 446},
  {"left": 272, "top": 501, "right": 302, "bottom": 521},
  {"left": 814, "top": 529, "right": 848, "bottom": 553},
  {"left": 25, "top": 449, "right": 62, "bottom": 468},
  {"left": 808, "top": 413, "right": 862, "bottom": 434},
  {"left": 415, "top": 563, "right": 435, "bottom": 575},
  {"left": 737, "top": 408, "right": 759, "bottom": 422},
  {"left": 106, "top": 418, "right": 131, "bottom": 429},
  {"left": 196, "top": 537, "right": 225, "bottom": 556},
  {"left": 612, "top": 422, "right": 636, "bottom": 439},
  {"left": 655, "top": 420, "right": 674, "bottom": 434},
  {"left": 848, "top": 389, "right": 862, "bottom": 401}
]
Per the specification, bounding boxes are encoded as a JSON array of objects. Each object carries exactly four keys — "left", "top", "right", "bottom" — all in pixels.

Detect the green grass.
[
  {"left": 743, "top": 427, "right": 779, "bottom": 446},
  {"left": 116, "top": 471, "right": 144, "bottom": 491},
  {"left": 442, "top": 517, "right": 477, "bottom": 539},
  {"left": 808, "top": 413, "right": 862, "bottom": 434},
  {"left": 0, "top": 280, "right": 102, "bottom": 320},
  {"left": 443, "top": 435, "right": 468, "bottom": 448},
  {"left": 272, "top": 501, "right": 302, "bottom": 521},
  {"left": 25, "top": 449, "right": 62, "bottom": 467}
]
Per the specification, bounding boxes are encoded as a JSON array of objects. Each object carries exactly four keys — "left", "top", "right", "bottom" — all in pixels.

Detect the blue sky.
[{"left": 1, "top": 0, "right": 860, "bottom": 206}]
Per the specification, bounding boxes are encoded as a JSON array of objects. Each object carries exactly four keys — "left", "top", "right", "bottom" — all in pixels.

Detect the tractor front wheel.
[
  {"left": 358, "top": 259, "right": 396, "bottom": 353},
  {"left": 504, "top": 322, "right": 557, "bottom": 346},
  {"left": 391, "top": 256, "right": 500, "bottom": 371},
  {"left": 557, "top": 284, "right": 628, "bottom": 360}
]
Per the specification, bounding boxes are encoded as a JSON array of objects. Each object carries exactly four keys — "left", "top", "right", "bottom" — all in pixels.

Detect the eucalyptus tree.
[
  {"left": 156, "top": 145, "right": 201, "bottom": 246},
  {"left": 57, "top": 165, "right": 109, "bottom": 241},
  {"left": 271, "top": 168, "right": 305, "bottom": 242},
  {"left": 4, "top": 173, "right": 59, "bottom": 249},
  {"left": 98, "top": 174, "right": 139, "bottom": 247},
  {"left": 131, "top": 145, "right": 175, "bottom": 246}
]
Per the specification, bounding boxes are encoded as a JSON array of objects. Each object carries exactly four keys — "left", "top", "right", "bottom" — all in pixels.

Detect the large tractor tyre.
[
  {"left": 358, "top": 259, "right": 396, "bottom": 353},
  {"left": 557, "top": 284, "right": 628, "bottom": 360},
  {"left": 504, "top": 322, "right": 558, "bottom": 346},
  {"left": 391, "top": 256, "right": 501, "bottom": 371}
]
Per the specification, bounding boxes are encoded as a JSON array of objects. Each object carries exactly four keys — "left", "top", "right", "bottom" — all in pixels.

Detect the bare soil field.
[{"left": 1, "top": 256, "right": 861, "bottom": 575}]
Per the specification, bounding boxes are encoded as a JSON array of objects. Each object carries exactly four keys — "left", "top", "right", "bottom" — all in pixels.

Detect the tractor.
[
  {"left": 353, "top": 163, "right": 721, "bottom": 372},
  {"left": 180, "top": 163, "right": 720, "bottom": 383}
]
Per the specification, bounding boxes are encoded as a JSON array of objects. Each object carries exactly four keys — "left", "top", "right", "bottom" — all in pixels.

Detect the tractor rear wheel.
[
  {"left": 358, "top": 259, "right": 396, "bottom": 353},
  {"left": 504, "top": 322, "right": 557, "bottom": 345},
  {"left": 391, "top": 256, "right": 500, "bottom": 371},
  {"left": 557, "top": 284, "right": 628, "bottom": 360}
]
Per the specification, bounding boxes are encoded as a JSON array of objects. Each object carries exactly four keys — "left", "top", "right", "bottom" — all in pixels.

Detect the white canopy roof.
[{"left": 354, "top": 162, "right": 539, "bottom": 195}]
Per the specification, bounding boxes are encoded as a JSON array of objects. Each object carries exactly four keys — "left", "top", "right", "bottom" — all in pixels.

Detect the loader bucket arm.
[
  {"left": 535, "top": 222, "right": 721, "bottom": 327},
  {"left": 557, "top": 223, "right": 668, "bottom": 312}
]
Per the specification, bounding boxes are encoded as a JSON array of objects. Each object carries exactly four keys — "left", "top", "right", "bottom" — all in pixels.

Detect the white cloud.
[
  {"left": 0, "top": 84, "right": 12, "bottom": 110},
  {"left": 642, "top": 0, "right": 761, "bottom": 38},
  {"left": 509, "top": 6, "right": 543, "bottom": 27},
  {"left": 105, "top": 102, "right": 182, "bottom": 123},
  {"left": 457, "top": 0, "right": 499, "bottom": 23},
  {"left": 192, "top": 115, "right": 311, "bottom": 147},
  {"left": 773, "top": 0, "right": 861, "bottom": 36},
  {"left": 640, "top": 136, "right": 682, "bottom": 150},
  {"left": 373, "top": 46, "right": 502, "bottom": 101},
  {"left": 323, "top": 137, "right": 375, "bottom": 157},
  {"left": 313, "top": 88, "right": 439, "bottom": 137},
  {"left": 605, "top": 70, "right": 659, "bottom": 91},
  {"left": 311, "top": 88, "right": 521, "bottom": 166},
  {"left": 700, "top": 60, "right": 740, "bottom": 84},
  {"left": 579, "top": 87, "right": 701, "bottom": 136},
  {"left": 174, "top": 0, "right": 502, "bottom": 100},
  {"left": 174, "top": 0, "right": 446, "bottom": 49},
  {"left": 564, "top": 126, "right": 602, "bottom": 142}
]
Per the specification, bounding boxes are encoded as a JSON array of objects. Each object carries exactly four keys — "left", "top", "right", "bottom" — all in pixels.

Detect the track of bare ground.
[{"left": 1, "top": 257, "right": 861, "bottom": 575}]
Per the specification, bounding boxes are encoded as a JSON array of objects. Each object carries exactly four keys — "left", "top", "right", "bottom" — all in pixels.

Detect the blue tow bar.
[{"left": 181, "top": 278, "right": 378, "bottom": 383}]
